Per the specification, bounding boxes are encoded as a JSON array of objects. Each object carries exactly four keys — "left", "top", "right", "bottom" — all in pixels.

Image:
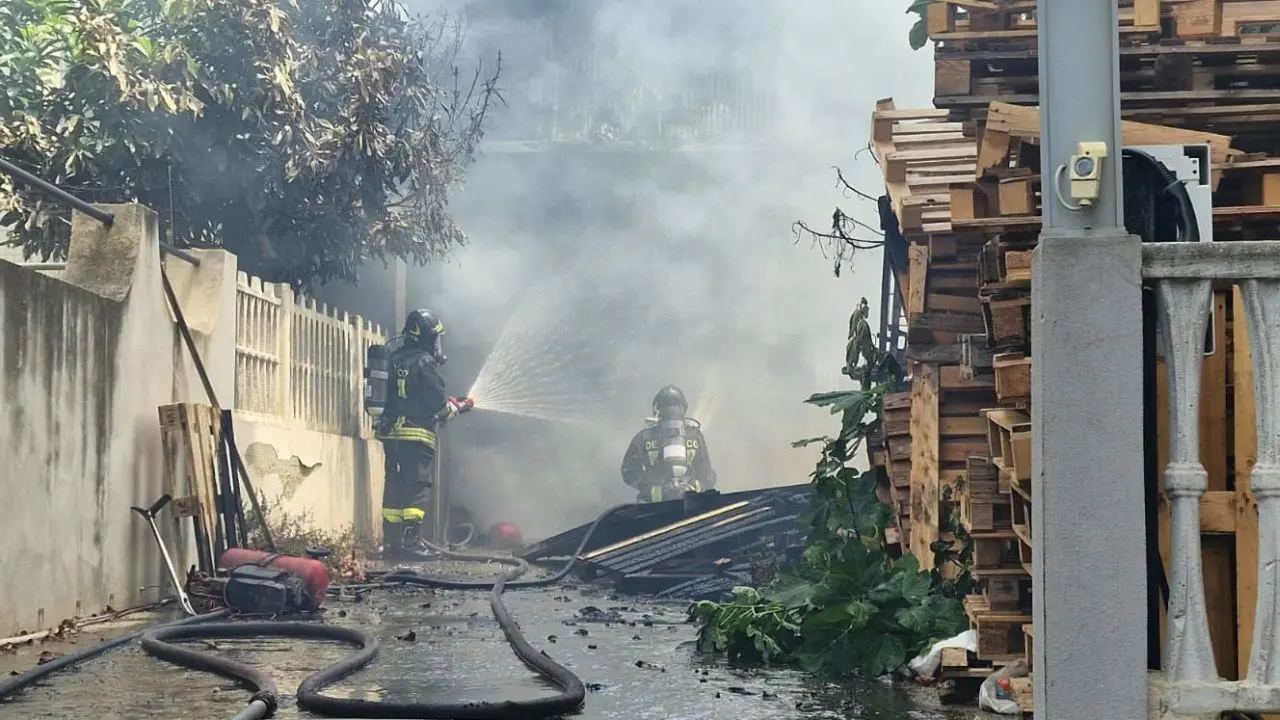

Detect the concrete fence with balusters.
[{"left": 233, "top": 272, "right": 386, "bottom": 437}]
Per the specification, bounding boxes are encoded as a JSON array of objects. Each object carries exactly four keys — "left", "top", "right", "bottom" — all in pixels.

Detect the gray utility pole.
[{"left": 1032, "top": 1, "right": 1148, "bottom": 719}]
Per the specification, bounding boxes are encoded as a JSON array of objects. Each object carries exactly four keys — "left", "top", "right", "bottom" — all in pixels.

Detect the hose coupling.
[{"left": 250, "top": 690, "right": 280, "bottom": 717}]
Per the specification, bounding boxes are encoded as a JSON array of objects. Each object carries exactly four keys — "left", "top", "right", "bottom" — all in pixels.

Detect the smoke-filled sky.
[{"left": 408, "top": 0, "right": 933, "bottom": 539}]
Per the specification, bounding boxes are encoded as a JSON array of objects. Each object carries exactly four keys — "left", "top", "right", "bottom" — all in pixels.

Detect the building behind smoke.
[
  {"left": 460, "top": 0, "right": 782, "bottom": 146},
  {"left": 318, "top": 0, "right": 872, "bottom": 540}
]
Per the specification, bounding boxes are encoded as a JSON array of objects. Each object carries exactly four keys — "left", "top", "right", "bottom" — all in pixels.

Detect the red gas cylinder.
[
  {"left": 488, "top": 522, "right": 523, "bottom": 549},
  {"left": 219, "top": 548, "right": 329, "bottom": 609}
]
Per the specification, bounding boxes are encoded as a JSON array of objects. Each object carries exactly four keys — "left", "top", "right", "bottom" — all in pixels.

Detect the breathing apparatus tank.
[
  {"left": 657, "top": 404, "right": 690, "bottom": 483},
  {"left": 363, "top": 343, "right": 391, "bottom": 419}
]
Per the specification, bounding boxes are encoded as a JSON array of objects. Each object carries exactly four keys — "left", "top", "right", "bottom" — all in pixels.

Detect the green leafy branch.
[
  {"left": 689, "top": 297, "right": 968, "bottom": 678},
  {"left": 907, "top": 0, "right": 936, "bottom": 51}
]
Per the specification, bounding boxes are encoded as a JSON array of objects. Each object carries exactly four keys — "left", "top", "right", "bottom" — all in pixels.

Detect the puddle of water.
[{"left": 4, "top": 584, "right": 979, "bottom": 719}]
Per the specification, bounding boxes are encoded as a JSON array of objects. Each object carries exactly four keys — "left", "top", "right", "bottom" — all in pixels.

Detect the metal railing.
[
  {"left": 0, "top": 157, "right": 200, "bottom": 267},
  {"left": 1147, "top": 241, "right": 1280, "bottom": 715}
]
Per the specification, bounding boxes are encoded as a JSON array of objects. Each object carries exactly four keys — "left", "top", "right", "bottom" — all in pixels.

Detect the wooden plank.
[
  {"left": 909, "top": 363, "right": 941, "bottom": 571},
  {"left": 1203, "top": 292, "right": 1230, "bottom": 495},
  {"left": 1171, "top": 0, "right": 1221, "bottom": 38},
  {"left": 908, "top": 244, "right": 929, "bottom": 319},
  {"left": 1202, "top": 491, "right": 1237, "bottom": 534},
  {"left": 940, "top": 364, "right": 996, "bottom": 390},
  {"left": 1235, "top": 285, "right": 1260, "bottom": 682},
  {"left": 927, "top": 293, "right": 984, "bottom": 315},
  {"left": 912, "top": 311, "right": 986, "bottom": 335},
  {"left": 936, "top": 58, "right": 972, "bottom": 96},
  {"left": 941, "top": 416, "right": 988, "bottom": 436},
  {"left": 981, "top": 101, "right": 1236, "bottom": 175},
  {"left": 942, "top": 437, "right": 991, "bottom": 464},
  {"left": 907, "top": 344, "right": 963, "bottom": 364},
  {"left": 993, "top": 352, "right": 1032, "bottom": 404}
]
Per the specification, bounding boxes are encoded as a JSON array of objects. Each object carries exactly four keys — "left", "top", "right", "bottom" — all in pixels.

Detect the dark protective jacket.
[
  {"left": 620, "top": 419, "right": 717, "bottom": 492},
  {"left": 375, "top": 338, "right": 449, "bottom": 448}
]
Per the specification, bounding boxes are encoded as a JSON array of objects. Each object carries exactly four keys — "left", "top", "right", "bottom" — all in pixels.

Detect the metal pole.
[
  {"left": 1032, "top": 1, "right": 1146, "bottom": 719},
  {"left": 1037, "top": 1, "right": 1125, "bottom": 233},
  {"left": 160, "top": 243, "right": 202, "bottom": 267},
  {"left": 0, "top": 158, "right": 115, "bottom": 227}
]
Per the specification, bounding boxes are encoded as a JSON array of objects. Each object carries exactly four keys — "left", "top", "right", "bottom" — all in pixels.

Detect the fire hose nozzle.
[{"left": 438, "top": 396, "right": 475, "bottom": 423}]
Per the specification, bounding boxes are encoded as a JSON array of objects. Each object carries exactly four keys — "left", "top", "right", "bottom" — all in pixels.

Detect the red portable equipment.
[
  {"left": 488, "top": 521, "right": 523, "bottom": 549},
  {"left": 218, "top": 548, "right": 329, "bottom": 610}
]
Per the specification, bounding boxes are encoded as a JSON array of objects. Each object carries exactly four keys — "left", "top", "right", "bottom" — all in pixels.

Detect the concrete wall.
[
  {"left": 0, "top": 206, "right": 228, "bottom": 634},
  {"left": 0, "top": 205, "right": 381, "bottom": 635},
  {"left": 234, "top": 414, "right": 384, "bottom": 544}
]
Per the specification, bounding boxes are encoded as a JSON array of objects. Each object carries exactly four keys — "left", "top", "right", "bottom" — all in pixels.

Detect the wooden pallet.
[
  {"left": 960, "top": 455, "right": 1008, "bottom": 533},
  {"left": 158, "top": 403, "right": 224, "bottom": 574},
  {"left": 984, "top": 408, "right": 1031, "bottom": 484},
  {"left": 883, "top": 391, "right": 914, "bottom": 537},
  {"left": 965, "top": 595, "right": 1033, "bottom": 661},
  {"left": 975, "top": 567, "right": 1032, "bottom": 613},
  {"left": 937, "top": 40, "right": 1280, "bottom": 102},
  {"left": 981, "top": 293, "right": 1031, "bottom": 352},
  {"left": 1022, "top": 624, "right": 1035, "bottom": 672},
  {"left": 926, "top": 0, "right": 1162, "bottom": 47},
  {"left": 871, "top": 100, "right": 976, "bottom": 235},
  {"left": 993, "top": 352, "right": 1031, "bottom": 406},
  {"left": 960, "top": 333, "right": 994, "bottom": 380},
  {"left": 972, "top": 102, "right": 1237, "bottom": 180}
]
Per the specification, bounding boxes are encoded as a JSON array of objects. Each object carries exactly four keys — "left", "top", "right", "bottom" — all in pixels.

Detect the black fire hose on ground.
[
  {"left": 140, "top": 621, "right": 377, "bottom": 720},
  {"left": 0, "top": 608, "right": 233, "bottom": 702},
  {"left": 3, "top": 504, "right": 629, "bottom": 719},
  {"left": 137, "top": 504, "right": 630, "bottom": 719},
  {"left": 294, "top": 503, "right": 632, "bottom": 718}
]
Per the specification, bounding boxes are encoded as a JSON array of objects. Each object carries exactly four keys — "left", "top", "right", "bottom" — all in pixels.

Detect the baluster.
[
  {"left": 1156, "top": 278, "right": 1219, "bottom": 684},
  {"left": 1244, "top": 278, "right": 1280, "bottom": 684}
]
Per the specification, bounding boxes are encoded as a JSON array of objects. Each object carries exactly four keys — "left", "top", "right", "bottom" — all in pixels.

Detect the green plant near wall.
[
  {"left": 688, "top": 298, "right": 972, "bottom": 678},
  {"left": 908, "top": 0, "right": 937, "bottom": 50}
]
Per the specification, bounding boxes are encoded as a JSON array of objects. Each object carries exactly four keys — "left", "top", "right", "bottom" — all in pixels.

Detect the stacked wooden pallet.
[
  {"left": 871, "top": 0, "right": 1280, "bottom": 710},
  {"left": 871, "top": 100, "right": 997, "bottom": 572},
  {"left": 881, "top": 391, "right": 913, "bottom": 542},
  {"left": 931, "top": 0, "right": 1280, "bottom": 143}
]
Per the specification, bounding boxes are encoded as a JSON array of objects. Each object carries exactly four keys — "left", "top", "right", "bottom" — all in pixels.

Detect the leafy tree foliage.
[
  {"left": 689, "top": 299, "right": 970, "bottom": 678},
  {"left": 0, "top": 0, "right": 500, "bottom": 284}
]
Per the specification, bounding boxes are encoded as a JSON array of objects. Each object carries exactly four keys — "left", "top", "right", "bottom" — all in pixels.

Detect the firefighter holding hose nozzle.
[
  {"left": 364, "top": 309, "right": 473, "bottom": 560},
  {"left": 621, "top": 385, "right": 717, "bottom": 503}
]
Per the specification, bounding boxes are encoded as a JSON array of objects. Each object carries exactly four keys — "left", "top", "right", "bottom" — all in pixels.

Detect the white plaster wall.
[
  {"left": 233, "top": 414, "right": 383, "bottom": 543},
  {"left": 0, "top": 206, "right": 219, "bottom": 634},
  {"left": 0, "top": 204, "right": 377, "bottom": 635}
]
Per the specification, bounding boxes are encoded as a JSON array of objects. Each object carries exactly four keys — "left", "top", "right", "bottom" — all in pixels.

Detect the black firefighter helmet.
[
  {"left": 403, "top": 308, "right": 446, "bottom": 364},
  {"left": 652, "top": 385, "right": 688, "bottom": 415}
]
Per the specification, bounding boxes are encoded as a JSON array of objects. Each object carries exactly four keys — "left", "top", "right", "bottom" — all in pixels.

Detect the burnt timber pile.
[
  {"left": 865, "top": 0, "right": 1280, "bottom": 713},
  {"left": 519, "top": 485, "right": 810, "bottom": 600}
]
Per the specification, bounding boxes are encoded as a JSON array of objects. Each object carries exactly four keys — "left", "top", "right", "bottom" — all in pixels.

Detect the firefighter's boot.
[{"left": 385, "top": 522, "right": 437, "bottom": 561}]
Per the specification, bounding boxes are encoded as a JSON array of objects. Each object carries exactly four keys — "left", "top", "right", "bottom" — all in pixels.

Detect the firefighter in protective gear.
[
  {"left": 375, "top": 309, "right": 468, "bottom": 559},
  {"left": 620, "top": 385, "right": 717, "bottom": 503}
]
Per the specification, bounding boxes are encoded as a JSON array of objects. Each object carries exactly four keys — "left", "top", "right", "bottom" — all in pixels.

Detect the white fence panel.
[{"left": 234, "top": 273, "right": 386, "bottom": 436}]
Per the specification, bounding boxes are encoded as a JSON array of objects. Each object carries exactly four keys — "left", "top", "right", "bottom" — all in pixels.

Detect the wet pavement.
[{"left": 3, "top": 561, "right": 983, "bottom": 719}]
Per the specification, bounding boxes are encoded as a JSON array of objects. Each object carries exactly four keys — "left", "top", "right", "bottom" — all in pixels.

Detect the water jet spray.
[{"left": 463, "top": 281, "right": 621, "bottom": 425}]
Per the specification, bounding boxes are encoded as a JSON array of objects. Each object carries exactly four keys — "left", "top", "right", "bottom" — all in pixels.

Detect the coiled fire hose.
[{"left": 0, "top": 504, "right": 629, "bottom": 720}]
